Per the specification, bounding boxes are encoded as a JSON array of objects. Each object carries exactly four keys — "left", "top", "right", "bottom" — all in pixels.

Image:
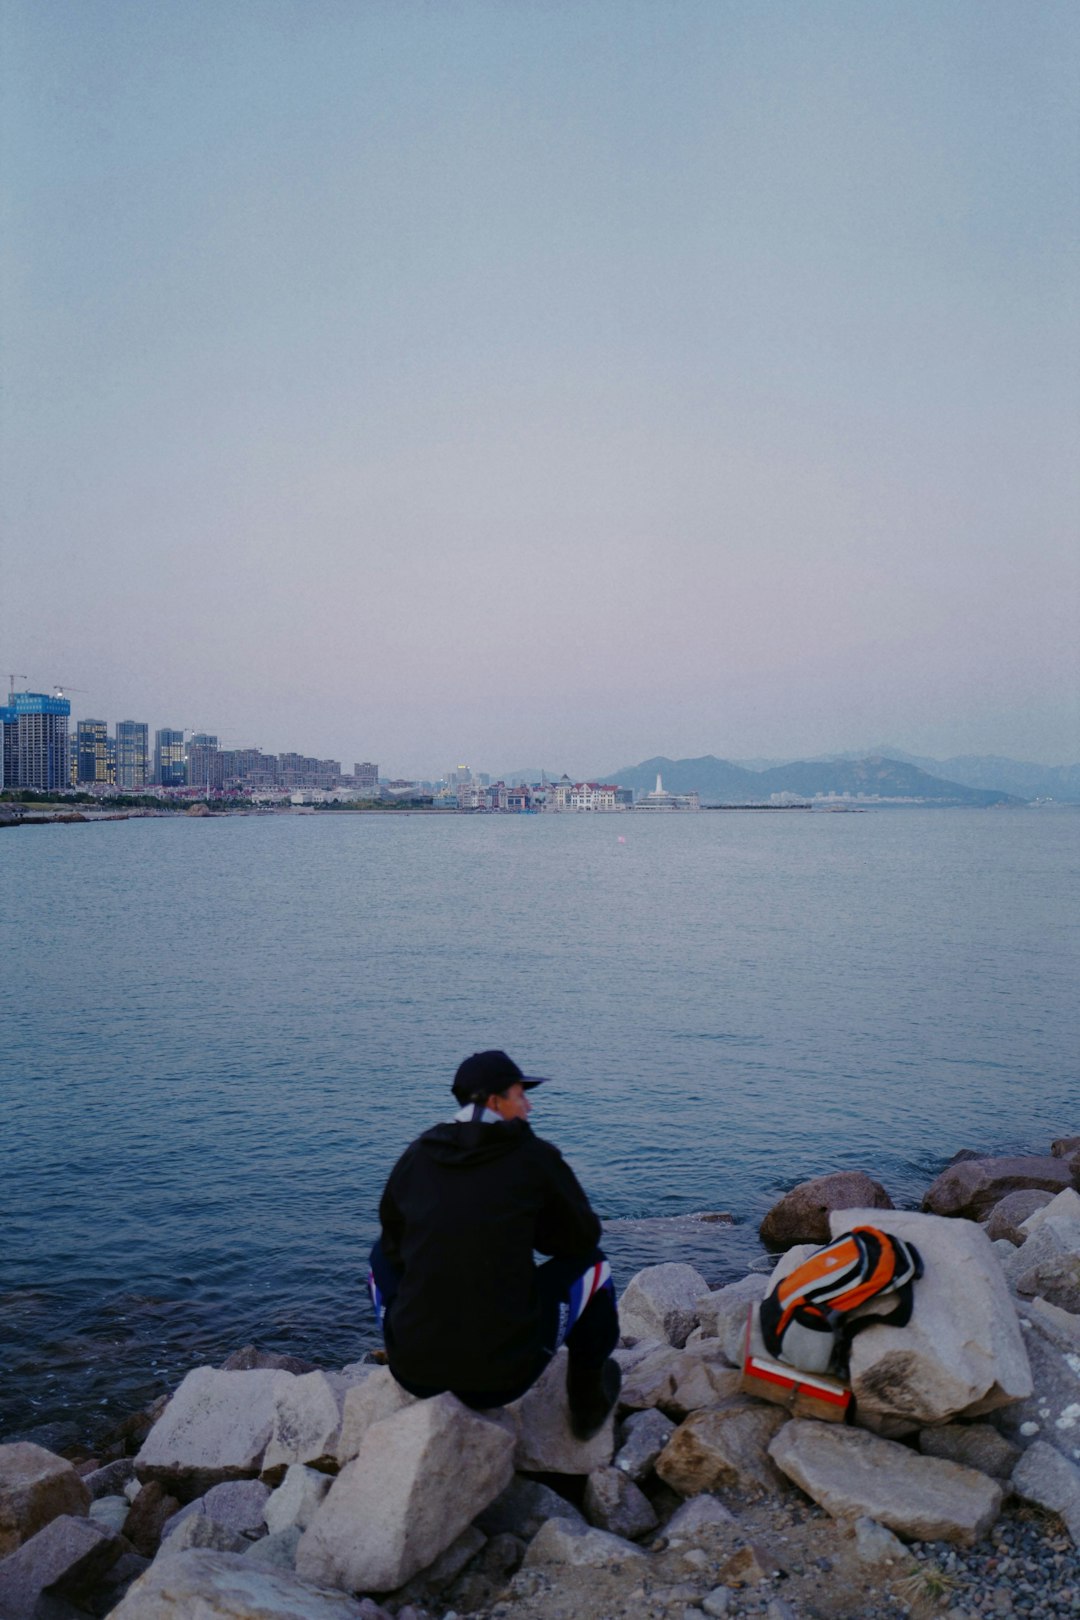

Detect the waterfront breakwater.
[{"left": 2, "top": 1136, "right": 1078, "bottom": 1619}]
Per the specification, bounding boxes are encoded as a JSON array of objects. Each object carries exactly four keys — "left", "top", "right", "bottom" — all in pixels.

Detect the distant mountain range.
[
  {"left": 500, "top": 750, "right": 1079, "bottom": 803},
  {"left": 601, "top": 755, "right": 1032, "bottom": 805}
]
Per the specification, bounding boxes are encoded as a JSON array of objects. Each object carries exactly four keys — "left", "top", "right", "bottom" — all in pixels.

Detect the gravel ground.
[{"left": 424, "top": 1498, "right": 1077, "bottom": 1620}]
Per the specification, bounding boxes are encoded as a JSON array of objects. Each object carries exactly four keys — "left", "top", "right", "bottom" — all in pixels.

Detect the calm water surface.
[{"left": 2, "top": 808, "right": 1077, "bottom": 1440}]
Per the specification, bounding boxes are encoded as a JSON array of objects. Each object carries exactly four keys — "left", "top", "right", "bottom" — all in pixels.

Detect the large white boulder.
[
  {"left": 508, "top": 1350, "right": 615, "bottom": 1474},
  {"left": 769, "top": 1419, "right": 1003, "bottom": 1545},
  {"left": 296, "top": 1394, "right": 514, "bottom": 1593},
  {"left": 263, "top": 1370, "right": 370, "bottom": 1481},
  {"left": 619, "top": 1264, "right": 709, "bottom": 1347},
  {"left": 0, "top": 1443, "right": 90, "bottom": 1556},
  {"left": 334, "top": 1367, "right": 417, "bottom": 1465},
  {"left": 826, "top": 1209, "right": 1032, "bottom": 1430},
  {"left": 108, "top": 1547, "right": 380, "bottom": 1617},
  {"left": 135, "top": 1369, "right": 292, "bottom": 1499}
]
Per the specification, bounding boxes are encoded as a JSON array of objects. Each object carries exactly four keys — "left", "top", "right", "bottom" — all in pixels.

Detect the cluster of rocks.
[{"left": 1, "top": 1136, "right": 1078, "bottom": 1620}]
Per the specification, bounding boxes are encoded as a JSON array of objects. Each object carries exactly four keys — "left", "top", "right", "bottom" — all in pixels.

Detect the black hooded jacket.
[{"left": 378, "top": 1117, "right": 601, "bottom": 1395}]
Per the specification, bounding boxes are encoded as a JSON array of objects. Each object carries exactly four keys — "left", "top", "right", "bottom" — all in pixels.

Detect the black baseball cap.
[{"left": 451, "top": 1049, "right": 550, "bottom": 1105}]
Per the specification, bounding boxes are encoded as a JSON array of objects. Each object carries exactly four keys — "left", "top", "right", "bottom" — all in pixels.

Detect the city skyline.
[
  {"left": 5, "top": 4, "right": 1078, "bottom": 774},
  {"left": 3, "top": 682, "right": 1077, "bottom": 805}
]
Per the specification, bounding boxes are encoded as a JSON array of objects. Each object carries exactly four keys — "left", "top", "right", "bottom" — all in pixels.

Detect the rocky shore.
[{"left": 2, "top": 1136, "right": 1078, "bottom": 1620}]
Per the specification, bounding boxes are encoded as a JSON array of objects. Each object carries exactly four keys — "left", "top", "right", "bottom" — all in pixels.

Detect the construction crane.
[
  {"left": 52, "top": 684, "right": 86, "bottom": 700},
  {"left": 7, "top": 673, "right": 28, "bottom": 697}
]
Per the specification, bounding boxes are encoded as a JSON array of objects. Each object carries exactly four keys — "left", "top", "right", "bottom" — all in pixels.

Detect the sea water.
[{"left": 2, "top": 806, "right": 1077, "bottom": 1440}]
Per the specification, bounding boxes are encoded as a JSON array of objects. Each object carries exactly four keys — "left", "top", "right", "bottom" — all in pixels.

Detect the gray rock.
[
  {"left": 1019, "top": 1185, "right": 1080, "bottom": 1236},
  {"left": 852, "top": 1516, "right": 910, "bottom": 1565},
  {"left": 614, "top": 1409, "right": 677, "bottom": 1479},
  {"left": 263, "top": 1369, "right": 369, "bottom": 1481},
  {"left": 984, "top": 1189, "right": 1055, "bottom": 1244},
  {"left": 917, "top": 1423, "right": 1021, "bottom": 1479},
  {"left": 88, "top": 1494, "right": 131, "bottom": 1534},
  {"left": 164, "top": 1478, "right": 272, "bottom": 1542},
  {"left": 509, "top": 1349, "right": 615, "bottom": 1474},
  {"left": 666, "top": 1351, "right": 745, "bottom": 1416},
  {"left": 1003, "top": 1213, "right": 1080, "bottom": 1311},
  {"left": 399, "top": 1524, "right": 486, "bottom": 1594},
  {"left": 769, "top": 1418, "right": 1003, "bottom": 1545},
  {"left": 82, "top": 1458, "right": 135, "bottom": 1501},
  {"left": 478, "top": 1529, "right": 525, "bottom": 1578},
  {"left": 1011, "top": 1438, "right": 1080, "bottom": 1544},
  {"left": 655, "top": 1404, "right": 787, "bottom": 1499},
  {"left": 334, "top": 1366, "right": 417, "bottom": 1465},
  {"left": 296, "top": 1394, "right": 514, "bottom": 1593},
  {"left": 664, "top": 1495, "right": 737, "bottom": 1538},
  {"left": 0, "top": 1514, "right": 120, "bottom": 1620},
  {"left": 583, "top": 1466, "right": 658, "bottom": 1539},
  {"left": 135, "top": 1367, "right": 292, "bottom": 1499},
  {"left": 160, "top": 1513, "right": 248, "bottom": 1555},
  {"left": 521, "top": 1515, "right": 646, "bottom": 1569},
  {"left": 0, "top": 1443, "right": 91, "bottom": 1556},
  {"left": 244, "top": 1525, "right": 302, "bottom": 1570},
  {"left": 701, "top": 1589, "right": 733, "bottom": 1617},
  {"left": 617, "top": 1342, "right": 683, "bottom": 1410},
  {"left": 122, "top": 1480, "right": 181, "bottom": 1556},
  {"left": 619, "top": 1264, "right": 710, "bottom": 1348},
  {"left": 760, "top": 1171, "right": 893, "bottom": 1249},
  {"left": 264, "top": 1464, "right": 333, "bottom": 1535},
  {"left": 108, "top": 1547, "right": 380, "bottom": 1616},
  {"left": 694, "top": 1275, "right": 768, "bottom": 1366},
  {"left": 922, "top": 1156, "right": 1075, "bottom": 1221},
  {"left": 475, "top": 1476, "right": 586, "bottom": 1539},
  {"left": 221, "top": 1345, "right": 318, "bottom": 1374},
  {"left": 826, "top": 1208, "right": 1032, "bottom": 1429}
]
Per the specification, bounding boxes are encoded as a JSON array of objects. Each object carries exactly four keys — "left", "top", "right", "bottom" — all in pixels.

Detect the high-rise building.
[
  {"left": 115, "top": 721, "right": 149, "bottom": 790},
  {"left": 186, "top": 734, "right": 222, "bottom": 793},
  {"left": 1, "top": 706, "right": 17, "bottom": 791},
  {"left": 7, "top": 693, "right": 71, "bottom": 791},
  {"left": 77, "top": 719, "right": 110, "bottom": 785},
  {"left": 154, "top": 728, "right": 186, "bottom": 787},
  {"left": 354, "top": 761, "right": 379, "bottom": 795}
]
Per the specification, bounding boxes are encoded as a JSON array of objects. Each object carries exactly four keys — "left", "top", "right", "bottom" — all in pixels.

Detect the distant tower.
[
  {"left": 655, "top": 773, "right": 663, "bottom": 794},
  {"left": 154, "top": 728, "right": 186, "bottom": 787},
  {"left": 77, "top": 719, "right": 110, "bottom": 785},
  {"left": 0, "top": 704, "right": 16, "bottom": 791},
  {"left": 7, "top": 692, "right": 71, "bottom": 791},
  {"left": 186, "top": 734, "right": 222, "bottom": 794},
  {"left": 354, "top": 761, "right": 379, "bottom": 796},
  {"left": 115, "top": 721, "right": 149, "bottom": 790}
]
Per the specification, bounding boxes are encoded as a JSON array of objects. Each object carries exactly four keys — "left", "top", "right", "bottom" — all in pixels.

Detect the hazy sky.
[{"left": 3, "top": 1, "right": 1078, "bottom": 775}]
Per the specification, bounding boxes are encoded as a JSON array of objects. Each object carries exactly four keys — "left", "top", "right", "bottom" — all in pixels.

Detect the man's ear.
[{"left": 485, "top": 1094, "right": 503, "bottom": 1115}]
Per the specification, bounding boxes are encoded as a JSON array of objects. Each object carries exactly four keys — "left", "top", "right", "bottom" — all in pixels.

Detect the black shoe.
[{"left": 566, "top": 1357, "right": 622, "bottom": 1440}]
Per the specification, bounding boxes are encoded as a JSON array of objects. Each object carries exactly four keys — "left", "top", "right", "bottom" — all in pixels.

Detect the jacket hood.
[{"left": 419, "top": 1117, "right": 533, "bottom": 1168}]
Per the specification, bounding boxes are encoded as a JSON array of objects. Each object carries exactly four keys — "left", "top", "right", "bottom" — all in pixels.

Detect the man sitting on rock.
[{"left": 369, "top": 1049, "right": 620, "bottom": 1437}]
